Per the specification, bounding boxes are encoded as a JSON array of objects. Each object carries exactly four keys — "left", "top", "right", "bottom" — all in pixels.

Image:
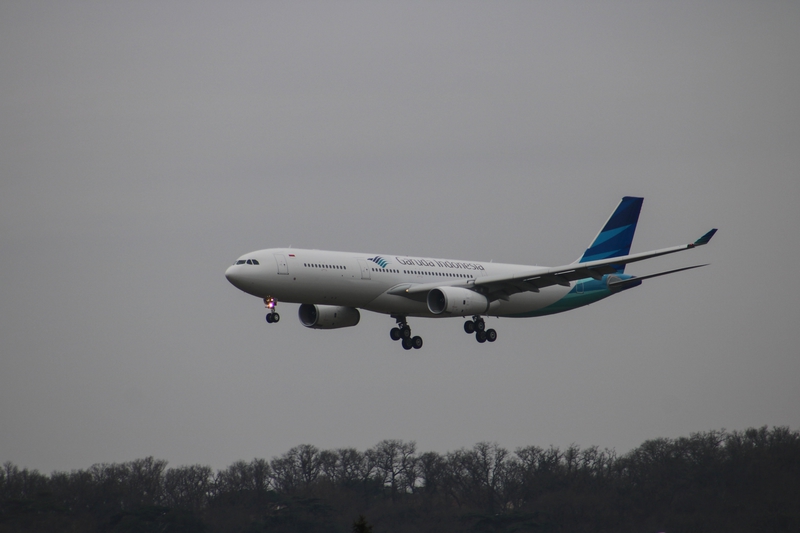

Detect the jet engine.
[
  {"left": 427, "top": 287, "right": 489, "bottom": 316},
  {"left": 298, "top": 304, "right": 361, "bottom": 329}
]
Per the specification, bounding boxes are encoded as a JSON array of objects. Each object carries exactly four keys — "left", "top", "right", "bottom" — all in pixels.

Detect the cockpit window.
[
  {"left": 251, "top": 259, "right": 259, "bottom": 265},
  {"left": 236, "top": 260, "right": 246, "bottom": 265},
  {"left": 246, "top": 259, "right": 253, "bottom": 265}
]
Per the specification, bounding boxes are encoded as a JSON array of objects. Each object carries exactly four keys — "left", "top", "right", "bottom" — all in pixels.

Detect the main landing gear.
[
  {"left": 464, "top": 316, "right": 497, "bottom": 344},
  {"left": 264, "top": 297, "right": 280, "bottom": 323},
  {"left": 389, "top": 316, "right": 423, "bottom": 350}
]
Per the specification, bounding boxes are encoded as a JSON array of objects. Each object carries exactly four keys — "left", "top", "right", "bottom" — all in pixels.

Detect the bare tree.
[
  {"left": 296, "top": 444, "right": 322, "bottom": 488},
  {"left": 371, "top": 439, "right": 417, "bottom": 501},
  {"left": 127, "top": 457, "right": 167, "bottom": 506},
  {"left": 269, "top": 452, "right": 298, "bottom": 494},
  {"left": 447, "top": 442, "right": 510, "bottom": 513},
  {"left": 163, "top": 464, "right": 213, "bottom": 511}
]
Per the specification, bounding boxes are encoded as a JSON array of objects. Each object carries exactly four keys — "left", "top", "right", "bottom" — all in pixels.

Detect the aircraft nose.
[{"left": 225, "top": 265, "right": 242, "bottom": 286}]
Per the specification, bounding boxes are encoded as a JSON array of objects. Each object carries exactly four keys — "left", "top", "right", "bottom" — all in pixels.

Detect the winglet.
[{"left": 693, "top": 228, "right": 717, "bottom": 247}]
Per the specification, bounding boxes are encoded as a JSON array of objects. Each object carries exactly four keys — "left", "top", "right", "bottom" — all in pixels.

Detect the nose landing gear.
[
  {"left": 264, "top": 297, "right": 280, "bottom": 323},
  {"left": 390, "top": 316, "right": 423, "bottom": 350},
  {"left": 464, "top": 316, "right": 497, "bottom": 344}
]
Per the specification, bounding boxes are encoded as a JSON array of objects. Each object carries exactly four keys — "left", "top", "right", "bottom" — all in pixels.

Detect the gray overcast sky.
[{"left": 1, "top": 1, "right": 799, "bottom": 474}]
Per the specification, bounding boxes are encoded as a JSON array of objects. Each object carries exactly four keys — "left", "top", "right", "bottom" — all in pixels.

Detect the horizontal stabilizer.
[{"left": 607, "top": 264, "right": 709, "bottom": 288}]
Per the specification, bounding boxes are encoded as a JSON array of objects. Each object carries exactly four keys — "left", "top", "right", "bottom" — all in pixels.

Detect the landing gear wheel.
[
  {"left": 486, "top": 329, "right": 497, "bottom": 342},
  {"left": 475, "top": 318, "right": 486, "bottom": 332},
  {"left": 264, "top": 298, "right": 279, "bottom": 324},
  {"left": 391, "top": 317, "right": 417, "bottom": 348},
  {"left": 464, "top": 320, "right": 476, "bottom": 334},
  {"left": 476, "top": 330, "right": 487, "bottom": 343}
]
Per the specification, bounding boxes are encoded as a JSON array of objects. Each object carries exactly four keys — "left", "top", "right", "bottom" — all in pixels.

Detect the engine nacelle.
[
  {"left": 298, "top": 304, "right": 360, "bottom": 329},
  {"left": 427, "top": 287, "right": 489, "bottom": 316}
]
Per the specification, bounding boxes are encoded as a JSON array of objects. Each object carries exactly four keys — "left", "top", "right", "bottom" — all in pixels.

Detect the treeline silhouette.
[{"left": 2, "top": 426, "right": 799, "bottom": 532}]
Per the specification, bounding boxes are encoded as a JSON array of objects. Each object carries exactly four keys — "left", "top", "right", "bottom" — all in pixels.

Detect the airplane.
[{"left": 225, "top": 197, "right": 716, "bottom": 350}]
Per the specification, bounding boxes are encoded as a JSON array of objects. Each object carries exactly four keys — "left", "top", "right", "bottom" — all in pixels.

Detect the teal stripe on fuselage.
[{"left": 507, "top": 275, "right": 635, "bottom": 318}]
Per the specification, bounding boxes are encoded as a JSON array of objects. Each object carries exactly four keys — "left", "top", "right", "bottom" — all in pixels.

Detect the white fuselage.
[{"left": 224, "top": 248, "right": 574, "bottom": 318}]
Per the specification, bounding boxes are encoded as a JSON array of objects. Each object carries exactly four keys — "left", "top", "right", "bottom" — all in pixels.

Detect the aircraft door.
[
  {"left": 274, "top": 254, "right": 289, "bottom": 275},
  {"left": 357, "top": 259, "right": 371, "bottom": 280}
]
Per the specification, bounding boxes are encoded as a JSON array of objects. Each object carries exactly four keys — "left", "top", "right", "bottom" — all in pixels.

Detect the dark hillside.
[{"left": 2, "top": 427, "right": 799, "bottom": 532}]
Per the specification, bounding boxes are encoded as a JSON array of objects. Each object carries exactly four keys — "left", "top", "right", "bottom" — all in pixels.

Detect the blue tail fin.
[{"left": 578, "top": 196, "right": 643, "bottom": 272}]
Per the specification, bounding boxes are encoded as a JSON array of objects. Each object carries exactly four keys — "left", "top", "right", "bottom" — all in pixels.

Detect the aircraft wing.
[{"left": 401, "top": 229, "right": 717, "bottom": 301}]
